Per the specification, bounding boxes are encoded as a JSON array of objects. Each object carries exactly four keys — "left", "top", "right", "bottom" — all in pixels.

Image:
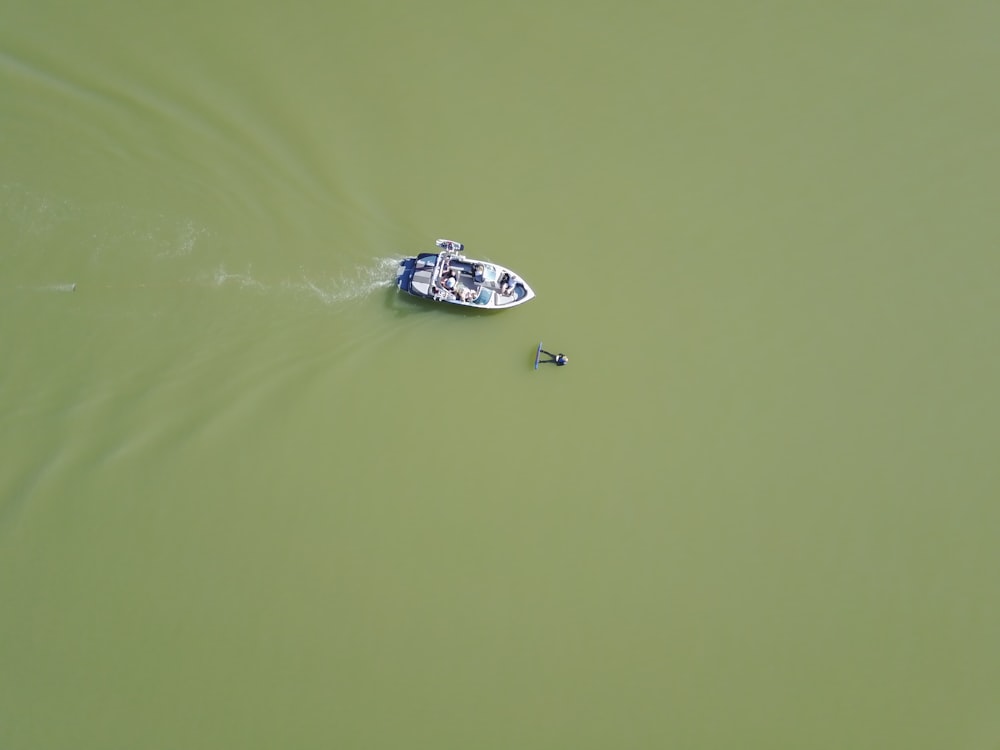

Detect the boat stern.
[
  {"left": 395, "top": 257, "right": 416, "bottom": 293},
  {"left": 396, "top": 253, "right": 439, "bottom": 297}
]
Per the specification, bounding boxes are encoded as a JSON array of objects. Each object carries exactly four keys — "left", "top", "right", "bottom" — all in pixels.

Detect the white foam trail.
[
  {"left": 154, "top": 218, "right": 209, "bottom": 259},
  {"left": 212, "top": 265, "right": 268, "bottom": 291},
  {"left": 287, "top": 257, "right": 398, "bottom": 305},
  {"left": 1, "top": 183, "right": 77, "bottom": 236},
  {"left": 212, "top": 257, "right": 399, "bottom": 306},
  {"left": 26, "top": 283, "right": 77, "bottom": 292}
]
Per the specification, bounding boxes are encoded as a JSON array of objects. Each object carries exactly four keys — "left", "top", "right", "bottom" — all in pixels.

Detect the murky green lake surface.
[{"left": 2, "top": 2, "right": 998, "bottom": 748}]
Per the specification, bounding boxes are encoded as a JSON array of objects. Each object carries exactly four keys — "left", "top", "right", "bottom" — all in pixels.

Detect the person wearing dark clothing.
[{"left": 540, "top": 349, "right": 569, "bottom": 366}]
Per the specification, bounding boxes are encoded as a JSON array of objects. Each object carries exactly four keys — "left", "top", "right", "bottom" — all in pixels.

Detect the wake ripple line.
[{"left": 212, "top": 256, "right": 400, "bottom": 305}]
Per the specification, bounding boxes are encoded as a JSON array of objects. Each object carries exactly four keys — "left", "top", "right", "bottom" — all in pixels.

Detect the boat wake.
[
  {"left": 25, "top": 283, "right": 78, "bottom": 292},
  {"left": 4, "top": 183, "right": 401, "bottom": 308},
  {"left": 211, "top": 256, "right": 399, "bottom": 306}
]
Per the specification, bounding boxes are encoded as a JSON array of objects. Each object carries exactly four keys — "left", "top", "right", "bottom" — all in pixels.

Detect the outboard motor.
[{"left": 435, "top": 238, "right": 464, "bottom": 253}]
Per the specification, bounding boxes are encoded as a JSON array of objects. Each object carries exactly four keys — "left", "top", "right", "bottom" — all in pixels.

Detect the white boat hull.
[{"left": 395, "top": 240, "right": 535, "bottom": 310}]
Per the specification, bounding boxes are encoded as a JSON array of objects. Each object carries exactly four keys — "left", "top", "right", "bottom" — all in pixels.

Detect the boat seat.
[{"left": 411, "top": 268, "right": 433, "bottom": 295}]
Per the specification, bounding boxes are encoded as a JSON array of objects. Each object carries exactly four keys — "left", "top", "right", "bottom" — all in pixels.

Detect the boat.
[{"left": 395, "top": 239, "right": 535, "bottom": 309}]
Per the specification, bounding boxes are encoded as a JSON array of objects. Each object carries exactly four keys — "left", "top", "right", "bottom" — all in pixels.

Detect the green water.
[{"left": 2, "top": 1, "right": 998, "bottom": 748}]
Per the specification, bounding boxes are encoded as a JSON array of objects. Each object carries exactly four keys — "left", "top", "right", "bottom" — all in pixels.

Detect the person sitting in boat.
[
  {"left": 500, "top": 272, "right": 518, "bottom": 296},
  {"left": 442, "top": 273, "right": 457, "bottom": 291}
]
